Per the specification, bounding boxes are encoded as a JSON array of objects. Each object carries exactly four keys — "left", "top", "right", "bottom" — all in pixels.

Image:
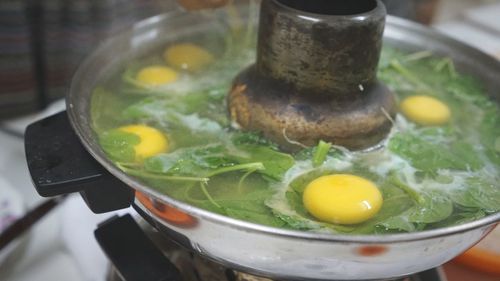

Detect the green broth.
[{"left": 91, "top": 12, "right": 500, "bottom": 234}]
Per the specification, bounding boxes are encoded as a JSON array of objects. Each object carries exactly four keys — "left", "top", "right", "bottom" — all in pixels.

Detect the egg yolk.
[
  {"left": 119, "top": 125, "right": 168, "bottom": 161},
  {"left": 136, "top": 66, "right": 178, "bottom": 86},
  {"left": 164, "top": 43, "right": 214, "bottom": 72},
  {"left": 400, "top": 95, "right": 451, "bottom": 126},
  {"left": 303, "top": 174, "right": 383, "bottom": 225}
]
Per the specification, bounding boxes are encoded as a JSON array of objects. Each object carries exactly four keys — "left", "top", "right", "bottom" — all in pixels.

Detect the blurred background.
[
  {"left": 1, "top": 0, "right": 499, "bottom": 120},
  {"left": 0, "top": 0, "right": 499, "bottom": 281}
]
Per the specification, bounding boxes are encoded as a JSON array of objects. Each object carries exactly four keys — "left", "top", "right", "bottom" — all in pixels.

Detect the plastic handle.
[
  {"left": 24, "top": 111, "right": 134, "bottom": 213},
  {"left": 95, "top": 214, "right": 182, "bottom": 281}
]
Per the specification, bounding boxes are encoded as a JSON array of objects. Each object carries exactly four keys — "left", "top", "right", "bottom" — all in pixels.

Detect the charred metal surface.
[
  {"left": 257, "top": 0, "right": 385, "bottom": 97},
  {"left": 229, "top": 66, "right": 395, "bottom": 151},
  {"left": 228, "top": 0, "right": 396, "bottom": 150}
]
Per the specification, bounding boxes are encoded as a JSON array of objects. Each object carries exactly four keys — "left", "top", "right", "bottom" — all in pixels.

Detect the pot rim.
[{"left": 67, "top": 10, "right": 500, "bottom": 244}]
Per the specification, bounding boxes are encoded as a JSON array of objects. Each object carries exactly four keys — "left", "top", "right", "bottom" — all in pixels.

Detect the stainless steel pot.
[{"left": 26, "top": 1, "right": 500, "bottom": 280}]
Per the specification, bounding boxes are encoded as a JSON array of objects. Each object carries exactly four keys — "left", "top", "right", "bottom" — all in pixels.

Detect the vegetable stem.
[
  {"left": 117, "top": 163, "right": 209, "bottom": 183},
  {"left": 388, "top": 173, "right": 425, "bottom": 205},
  {"left": 447, "top": 59, "right": 458, "bottom": 78},
  {"left": 243, "top": 0, "right": 258, "bottom": 48},
  {"left": 434, "top": 58, "right": 457, "bottom": 78},
  {"left": 403, "top": 51, "right": 433, "bottom": 62},
  {"left": 390, "top": 59, "right": 426, "bottom": 88},
  {"left": 312, "top": 140, "right": 332, "bottom": 167},
  {"left": 225, "top": 3, "right": 243, "bottom": 37},
  {"left": 184, "top": 184, "right": 206, "bottom": 203},
  {"left": 237, "top": 169, "right": 256, "bottom": 193},
  {"left": 208, "top": 162, "right": 265, "bottom": 177},
  {"left": 494, "top": 137, "right": 500, "bottom": 152},
  {"left": 200, "top": 182, "right": 222, "bottom": 209}
]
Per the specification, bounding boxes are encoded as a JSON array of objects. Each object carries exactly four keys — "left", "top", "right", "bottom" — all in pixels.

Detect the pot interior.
[{"left": 67, "top": 1, "right": 500, "bottom": 243}]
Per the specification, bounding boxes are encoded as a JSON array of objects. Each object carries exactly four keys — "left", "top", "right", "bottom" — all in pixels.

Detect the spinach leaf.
[
  {"left": 185, "top": 173, "right": 284, "bottom": 227},
  {"left": 232, "top": 144, "right": 295, "bottom": 180},
  {"left": 450, "top": 177, "right": 500, "bottom": 213},
  {"left": 222, "top": 187, "right": 286, "bottom": 227},
  {"left": 231, "top": 131, "right": 279, "bottom": 150},
  {"left": 446, "top": 75, "right": 491, "bottom": 106},
  {"left": 377, "top": 209, "right": 415, "bottom": 232},
  {"left": 386, "top": 173, "right": 424, "bottom": 204},
  {"left": 285, "top": 190, "right": 310, "bottom": 218},
  {"left": 429, "top": 209, "right": 486, "bottom": 228},
  {"left": 144, "top": 143, "right": 293, "bottom": 181},
  {"left": 388, "top": 132, "right": 483, "bottom": 172},
  {"left": 389, "top": 133, "right": 451, "bottom": 172},
  {"left": 122, "top": 88, "right": 228, "bottom": 126},
  {"left": 99, "top": 129, "right": 140, "bottom": 162},
  {"left": 144, "top": 145, "right": 236, "bottom": 177},
  {"left": 354, "top": 186, "right": 415, "bottom": 234},
  {"left": 143, "top": 151, "right": 181, "bottom": 174},
  {"left": 480, "top": 108, "right": 500, "bottom": 166},
  {"left": 273, "top": 213, "right": 319, "bottom": 230},
  {"left": 408, "top": 190, "right": 453, "bottom": 223},
  {"left": 450, "top": 141, "right": 484, "bottom": 171},
  {"left": 91, "top": 87, "right": 140, "bottom": 134},
  {"left": 293, "top": 147, "right": 315, "bottom": 161}
]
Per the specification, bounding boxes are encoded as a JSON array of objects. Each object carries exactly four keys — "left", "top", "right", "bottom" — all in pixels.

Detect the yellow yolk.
[
  {"left": 164, "top": 43, "right": 214, "bottom": 72},
  {"left": 136, "top": 66, "right": 178, "bottom": 86},
  {"left": 119, "top": 125, "right": 168, "bottom": 161},
  {"left": 303, "top": 174, "right": 383, "bottom": 225},
  {"left": 400, "top": 95, "right": 451, "bottom": 126}
]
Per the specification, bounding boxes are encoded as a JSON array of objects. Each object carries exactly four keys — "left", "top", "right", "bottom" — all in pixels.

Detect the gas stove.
[{"left": 4, "top": 1, "right": 500, "bottom": 280}]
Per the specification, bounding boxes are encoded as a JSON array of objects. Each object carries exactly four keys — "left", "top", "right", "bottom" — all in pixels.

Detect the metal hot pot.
[{"left": 25, "top": 0, "right": 500, "bottom": 280}]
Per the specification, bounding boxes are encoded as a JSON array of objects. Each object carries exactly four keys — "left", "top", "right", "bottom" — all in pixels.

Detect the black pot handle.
[
  {"left": 95, "top": 214, "right": 182, "bottom": 281},
  {"left": 25, "top": 111, "right": 134, "bottom": 213}
]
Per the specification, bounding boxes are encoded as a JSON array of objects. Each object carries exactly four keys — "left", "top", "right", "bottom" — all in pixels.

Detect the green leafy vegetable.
[
  {"left": 231, "top": 131, "right": 279, "bottom": 150},
  {"left": 144, "top": 145, "right": 231, "bottom": 175},
  {"left": 386, "top": 173, "right": 425, "bottom": 204},
  {"left": 408, "top": 190, "right": 453, "bottom": 223},
  {"left": 450, "top": 177, "right": 500, "bottom": 213},
  {"left": 143, "top": 142, "right": 293, "bottom": 181},
  {"left": 91, "top": 87, "right": 141, "bottom": 134},
  {"left": 312, "top": 140, "right": 332, "bottom": 167},
  {"left": 99, "top": 129, "right": 140, "bottom": 162},
  {"left": 388, "top": 132, "right": 483, "bottom": 172},
  {"left": 377, "top": 212, "right": 416, "bottom": 232},
  {"left": 231, "top": 144, "right": 295, "bottom": 180},
  {"left": 480, "top": 108, "right": 500, "bottom": 166},
  {"left": 118, "top": 164, "right": 209, "bottom": 183},
  {"left": 91, "top": 34, "right": 500, "bottom": 235},
  {"left": 429, "top": 209, "right": 486, "bottom": 228},
  {"left": 355, "top": 186, "right": 415, "bottom": 234}
]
